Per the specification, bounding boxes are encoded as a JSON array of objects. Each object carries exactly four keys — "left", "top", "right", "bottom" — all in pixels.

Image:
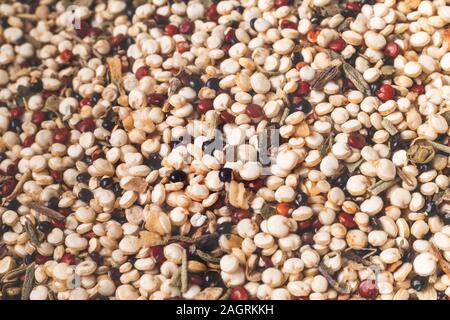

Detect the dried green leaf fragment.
[
  {"left": 21, "top": 263, "right": 35, "bottom": 300},
  {"left": 319, "top": 134, "right": 333, "bottom": 157},
  {"left": 260, "top": 203, "right": 276, "bottom": 220},
  {"left": 342, "top": 63, "right": 371, "bottom": 96},
  {"left": 169, "top": 268, "right": 182, "bottom": 288},
  {"left": 368, "top": 178, "right": 401, "bottom": 195},
  {"left": 27, "top": 202, "right": 66, "bottom": 221}
]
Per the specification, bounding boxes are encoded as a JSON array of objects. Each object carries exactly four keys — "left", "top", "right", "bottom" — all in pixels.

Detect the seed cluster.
[{"left": 0, "top": 0, "right": 449, "bottom": 300}]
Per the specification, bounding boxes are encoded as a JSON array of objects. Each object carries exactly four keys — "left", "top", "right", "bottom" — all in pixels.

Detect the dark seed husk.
[
  {"left": 0, "top": 243, "right": 6, "bottom": 260},
  {"left": 319, "top": 134, "right": 333, "bottom": 157},
  {"left": 24, "top": 35, "right": 42, "bottom": 49},
  {"left": 260, "top": 203, "right": 276, "bottom": 220},
  {"left": 342, "top": 250, "right": 366, "bottom": 264}
]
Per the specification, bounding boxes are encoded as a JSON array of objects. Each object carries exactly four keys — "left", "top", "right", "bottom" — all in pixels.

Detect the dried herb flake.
[
  {"left": 25, "top": 218, "right": 40, "bottom": 246},
  {"left": 196, "top": 250, "right": 221, "bottom": 264},
  {"left": 368, "top": 178, "right": 401, "bottom": 195},
  {"left": 318, "top": 263, "right": 351, "bottom": 294},
  {"left": 181, "top": 249, "right": 188, "bottom": 293},
  {"left": 20, "top": 263, "right": 35, "bottom": 300},
  {"left": 260, "top": 203, "right": 276, "bottom": 220},
  {"left": 311, "top": 65, "right": 341, "bottom": 90},
  {"left": 342, "top": 62, "right": 371, "bottom": 96},
  {"left": 319, "top": 134, "right": 333, "bottom": 157},
  {"left": 27, "top": 202, "right": 66, "bottom": 221}
]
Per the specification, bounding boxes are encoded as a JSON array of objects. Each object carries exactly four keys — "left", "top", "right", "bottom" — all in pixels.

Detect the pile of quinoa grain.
[{"left": 0, "top": 0, "right": 449, "bottom": 300}]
